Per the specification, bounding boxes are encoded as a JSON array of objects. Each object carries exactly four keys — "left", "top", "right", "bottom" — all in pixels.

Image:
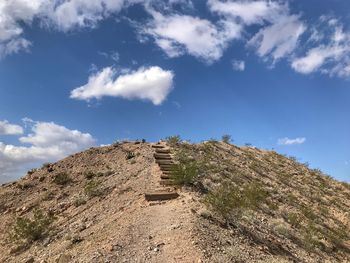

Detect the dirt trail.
[{"left": 111, "top": 163, "right": 202, "bottom": 263}]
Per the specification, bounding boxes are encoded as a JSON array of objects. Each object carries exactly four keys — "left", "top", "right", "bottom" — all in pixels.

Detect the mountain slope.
[{"left": 0, "top": 141, "right": 349, "bottom": 263}]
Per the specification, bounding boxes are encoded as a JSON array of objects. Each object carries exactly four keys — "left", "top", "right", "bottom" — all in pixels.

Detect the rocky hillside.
[{"left": 0, "top": 140, "right": 349, "bottom": 263}]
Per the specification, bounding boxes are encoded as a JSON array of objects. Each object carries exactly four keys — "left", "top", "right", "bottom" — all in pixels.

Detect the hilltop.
[{"left": 0, "top": 140, "right": 349, "bottom": 263}]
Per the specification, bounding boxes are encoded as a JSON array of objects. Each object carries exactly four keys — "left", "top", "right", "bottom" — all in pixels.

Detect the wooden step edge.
[
  {"left": 160, "top": 179, "right": 177, "bottom": 186},
  {"left": 144, "top": 191, "right": 179, "bottom": 201},
  {"left": 155, "top": 149, "right": 171, "bottom": 153}
]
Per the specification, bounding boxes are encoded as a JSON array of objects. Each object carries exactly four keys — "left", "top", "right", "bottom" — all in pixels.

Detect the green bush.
[
  {"left": 204, "top": 182, "right": 268, "bottom": 219},
  {"left": 286, "top": 212, "right": 303, "bottom": 228},
  {"left": 11, "top": 209, "right": 55, "bottom": 243},
  {"left": 52, "top": 172, "right": 72, "bottom": 185},
  {"left": 221, "top": 134, "right": 232, "bottom": 144},
  {"left": 73, "top": 196, "right": 87, "bottom": 207},
  {"left": 125, "top": 151, "right": 135, "bottom": 160},
  {"left": 84, "top": 180, "right": 103, "bottom": 198},
  {"left": 165, "top": 135, "right": 181, "bottom": 145},
  {"left": 84, "top": 171, "right": 95, "bottom": 179},
  {"left": 170, "top": 151, "right": 198, "bottom": 186}
]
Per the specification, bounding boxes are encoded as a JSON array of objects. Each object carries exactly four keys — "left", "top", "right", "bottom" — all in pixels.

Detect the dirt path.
[{"left": 111, "top": 164, "right": 202, "bottom": 263}]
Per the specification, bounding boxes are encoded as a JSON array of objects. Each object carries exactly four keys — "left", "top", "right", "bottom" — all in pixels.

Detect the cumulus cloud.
[
  {"left": 231, "top": 60, "right": 245, "bottom": 71},
  {"left": 0, "top": 120, "right": 95, "bottom": 182},
  {"left": 70, "top": 66, "right": 174, "bottom": 105},
  {"left": 278, "top": 137, "right": 306, "bottom": 145},
  {"left": 141, "top": 10, "right": 241, "bottom": 63},
  {"left": 0, "top": 120, "right": 24, "bottom": 135},
  {"left": 291, "top": 18, "right": 350, "bottom": 77}
]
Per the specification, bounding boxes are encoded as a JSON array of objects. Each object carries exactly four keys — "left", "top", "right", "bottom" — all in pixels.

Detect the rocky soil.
[{"left": 0, "top": 141, "right": 349, "bottom": 263}]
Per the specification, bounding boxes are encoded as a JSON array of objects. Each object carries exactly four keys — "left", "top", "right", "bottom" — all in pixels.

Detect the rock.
[
  {"left": 153, "top": 247, "right": 159, "bottom": 252},
  {"left": 25, "top": 257, "right": 34, "bottom": 263},
  {"left": 56, "top": 254, "right": 71, "bottom": 263}
]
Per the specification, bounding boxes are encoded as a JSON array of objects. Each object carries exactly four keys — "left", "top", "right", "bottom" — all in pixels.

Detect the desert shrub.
[
  {"left": 11, "top": 209, "right": 55, "bottom": 243},
  {"left": 301, "top": 222, "right": 323, "bottom": 251},
  {"left": 84, "top": 180, "right": 103, "bottom": 198},
  {"left": 16, "top": 182, "right": 33, "bottom": 190},
  {"left": 42, "top": 163, "right": 51, "bottom": 169},
  {"left": 125, "top": 151, "right": 135, "bottom": 160},
  {"left": 42, "top": 191, "right": 55, "bottom": 201},
  {"left": 52, "top": 172, "right": 72, "bottom": 185},
  {"left": 271, "top": 219, "right": 291, "bottom": 238},
  {"left": 170, "top": 151, "right": 199, "bottom": 186},
  {"left": 27, "top": 169, "right": 37, "bottom": 175},
  {"left": 221, "top": 134, "right": 232, "bottom": 144},
  {"left": 73, "top": 196, "right": 87, "bottom": 207},
  {"left": 286, "top": 212, "right": 303, "bottom": 228},
  {"left": 204, "top": 182, "right": 268, "bottom": 219},
  {"left": 165, "top": 135, "right": 181, "bottom": 146},
  {"left": 84, "top": 171, "right": 95, "bottom": 180}
]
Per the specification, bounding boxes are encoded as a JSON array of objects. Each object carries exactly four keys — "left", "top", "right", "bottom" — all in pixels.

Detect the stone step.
[
  {"left": 160, "top": 174, "right": 172, "bottom": 179},
  {"left": 154, "top": 153, "right": 172, "bottom": 159},
  {"left": 160, "top": 167, "right": 174, "bottom": 172},
  {"left": 145, "top": 191, "right": 179, "bottom": 201},
  {"left": 152, "top": 144, "right": 165, "bottom": 149},
  {"left": 155, "top": 148, "right": 171, "bottom": 154},
  {"left": 159, "top": 166, "right": 174, "bottom": 171},
  {"left": 159, "top": 179, "right": 177, "bottom": 186},
  {"left": 156, "top": 160, "right": 174, "bottom": 165}
]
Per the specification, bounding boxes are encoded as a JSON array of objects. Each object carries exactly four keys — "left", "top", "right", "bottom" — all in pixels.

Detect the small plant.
[
  {"left": 84, "top": 180, "right": 103, "bottom": 198},
  {"left": 171, "top": 161, "right": 198, "bottom": 186},
  {"left": 286, "top": 212, "right": 303, "bottom": 228},
  {"left": 84, "top": 171, "right": 95, "bottom": 180},
  {"left": 42, "top": 163, "right": 51, "bottom": 169},
  {"left": 205, "top": 182, "right": 268, "bottom": 219},
  {"left": 165, "top": 135, "right": 181, "bottom": 146},
  {"left": 11, "top": 208, "right": 55, "bottom": 243},
  {"left": 42, "top": 191, "right": 55, "bottom": 201},
  {"left": 73, "top": 196, "right": 87, "bottom": 207},
  {"left": 52, "top": 172, "right": 72, "bottom": 185},
  {"left": 125, "top": 151, "right": 135, "bottom": 160},
  {"left": 170, "top": 151, "right": 199, "bottom": 186},
  {"left": 27, "top": 168, "right": 37, "bottom": 175},
  {"left": 221, "top": 134, "right": 232, "bottom": 144}
]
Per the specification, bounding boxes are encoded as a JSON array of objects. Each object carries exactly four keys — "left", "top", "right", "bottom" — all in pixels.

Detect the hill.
[{"left": 0, "top": 140, "right": 349, "bottom": 263}]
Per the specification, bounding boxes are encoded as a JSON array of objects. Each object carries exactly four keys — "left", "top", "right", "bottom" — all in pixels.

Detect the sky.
[{"left": 0, "top": 0, "right": 349, "bottom": 183}]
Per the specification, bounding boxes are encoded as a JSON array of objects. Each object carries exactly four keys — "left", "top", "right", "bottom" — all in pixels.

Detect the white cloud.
[
  {"left": 291, "top": 19, "right": 350, "bottom": 77},
  {"left": 249, "top": 15, "right": 305, "bottom": 61},
  {"left": 0, "top": 0, "right": 139, "bottom": 57},
  {"left": 209, "top": 0, "right": 306, "bottom": 62},
  {"left": 208, "top": 0, "right": 281, "bottom": 25},
  {"left": 0, "top": 120, "right": 95, "bottom": 182},
  {"left": 231, "top": 59, "right": 245, "bottom": 71},
  {"left": 0, "top": 120, "right": 24, "bottom": 135},
  {"left": 278, "top": 137, "right": 306, "bottom": 145},
  {"left": 70, "top": 66, "right": 174, "bottom": 105},
  {"left": 142, "top": 11, "right": 241, "bottom": 63}
]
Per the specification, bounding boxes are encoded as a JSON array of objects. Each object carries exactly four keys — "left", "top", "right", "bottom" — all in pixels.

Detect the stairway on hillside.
[{"left": 144, "top": 142, "right": 179, "bottom": 201}]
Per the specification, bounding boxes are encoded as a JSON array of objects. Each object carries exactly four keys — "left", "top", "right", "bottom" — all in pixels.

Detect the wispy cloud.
[
  {"left": 278, "top": 137, "right": 306, "bottom": 145},
  {"left": 70, "top": 66, "right": 174, "bottom": 105},
  {"left": 231, "top": 60, "right": 245, "bottom": 71},
  {"left": 291, "top": 17, "right": 350, "bottom": 77}
]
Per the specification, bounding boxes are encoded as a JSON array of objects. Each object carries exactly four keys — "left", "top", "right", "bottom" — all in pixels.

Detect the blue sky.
[{"left": 0, "top": 0, "right": 349, "bottom": 183}]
